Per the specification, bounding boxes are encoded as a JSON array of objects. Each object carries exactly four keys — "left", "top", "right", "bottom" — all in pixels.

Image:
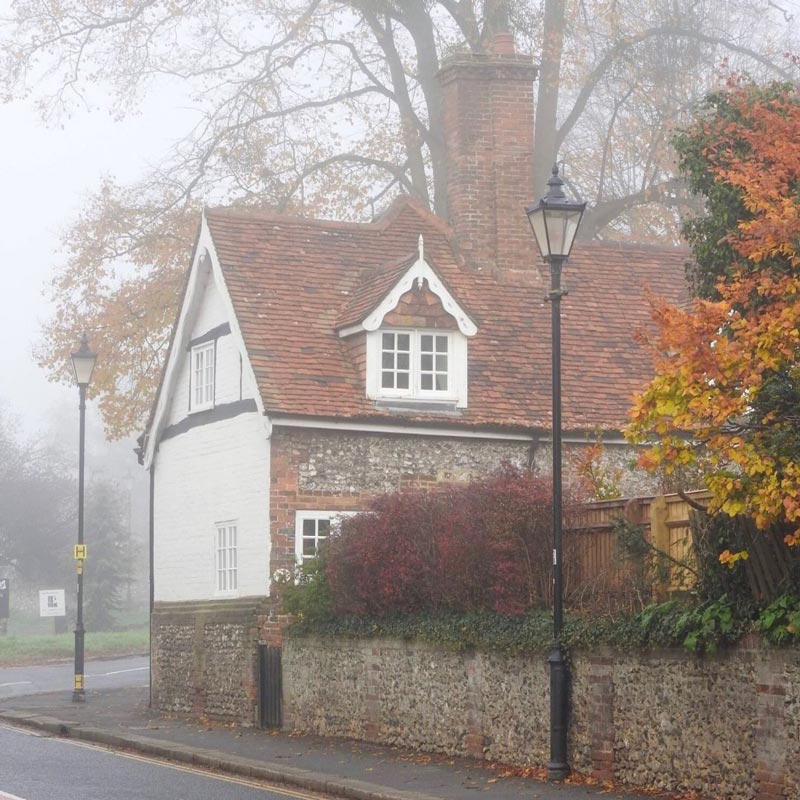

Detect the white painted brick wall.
[
  {"left": 168, "top": 270, "right": 248, "bottom": 425},
  {"left": 154, "top": 268, "right": 271, "bottom": 602},
  {"left": 153, "top": 411, "right": 270, "bottom": 601}
]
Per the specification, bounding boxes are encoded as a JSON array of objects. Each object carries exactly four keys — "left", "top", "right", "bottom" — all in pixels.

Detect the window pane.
[
  {"left": 436, "top": 336, "right": 448, "bottom": 352},
  {"left": 303, "top": 538, "right": 316, "bottom": 556},
  {"left": 436, "top": 355, "right": 448, "bottom": 371},
  {"left": 303, "top": 519, "right": 316, "bottom": 536},
  {"left": 421, "top": 354, "right": 433, "bottom": 371},
  {"left": 436, "top": 374, "right": 448, "bottom": 391},
  {"left": 382, "top": 352, "right": 394, "bottom": 369},
  {"left": 382, "top": 372, "right": 394, "bottom": 388},
  {"left": 421, "top": 374, "right": 432, "bottom": 390},
  {"left": 397, "top": 373, "right": 409, "bottom": 389},
  {"left": 397, "top": 353, "right": 409, "bottom": 370},
  {"left": 420, "top": 334, "right": 433, "bottom": 351},
  {"left": 382, "top": 333, "right": 393, "bottom": 349},
  {"left": 398, "top": 334, "right": 410, "bottom": 350},
  {"left": 319, "top": 519, "right": 331, "bottom": 536}
]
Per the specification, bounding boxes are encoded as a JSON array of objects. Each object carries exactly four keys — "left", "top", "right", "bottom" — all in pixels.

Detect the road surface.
[
  {"left": 0, "top": 656, "right": 149, "bottom": 699},
  {"left": 0, "top": 723, "right": 327, "bottom": 800}
]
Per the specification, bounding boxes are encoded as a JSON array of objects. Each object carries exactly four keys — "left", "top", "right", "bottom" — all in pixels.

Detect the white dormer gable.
[
  {"left": 339, "top": 236, "right": 477, "bottom": 338},
  {"left": 141, "top": 211, "right": 268, "bottom": 469},
  {"left": 339, "top": 236, "right": 476, "bottom": 411}
]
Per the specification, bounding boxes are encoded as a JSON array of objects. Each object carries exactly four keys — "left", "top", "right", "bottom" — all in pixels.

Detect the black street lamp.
[
  {"left": 526, "top": 164, "right": 585, "bottom": 781},
  {"left": 70, "top": 333, "right": 97, "bottom": 702}
]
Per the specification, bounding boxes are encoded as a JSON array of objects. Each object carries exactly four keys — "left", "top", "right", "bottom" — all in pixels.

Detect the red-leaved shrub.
[{"left": 323, "top": 465, "right": 574, "bottom": 617}]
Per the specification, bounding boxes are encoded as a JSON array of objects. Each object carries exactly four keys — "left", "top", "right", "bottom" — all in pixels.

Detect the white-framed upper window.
[
  {"left": 367, "top": 329, "right": 468, "bottom": 407},
  {"left": 191, "top": 341, "right": 215, "bottom": 411},
  {"left": 380, "top": 330, "right": 451, "bottom": 398},
  {"left": 215, "top": 521, "right": 238, "bottom": 595},
  {"left": 295, "top": 511, "right": 357, "bottom": 564}
]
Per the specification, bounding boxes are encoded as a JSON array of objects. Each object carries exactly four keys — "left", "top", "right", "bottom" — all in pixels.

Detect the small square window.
[{"left": 295, "top": 511, "right": 356, "bottom": 564}]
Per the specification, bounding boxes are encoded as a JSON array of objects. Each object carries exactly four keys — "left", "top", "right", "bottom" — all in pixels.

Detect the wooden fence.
[{"left": 565, "top": 490, "right": 712, "bottom": 608}]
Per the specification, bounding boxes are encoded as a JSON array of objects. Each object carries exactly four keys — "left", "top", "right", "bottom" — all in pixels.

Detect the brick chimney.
[{"left": 438, "top": 35, "right": 537, "bottom": 275}]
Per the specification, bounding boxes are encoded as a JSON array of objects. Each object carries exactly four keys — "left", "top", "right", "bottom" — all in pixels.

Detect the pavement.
[{"left": 0, "top": 686, "right": 689, "bottom": 800}]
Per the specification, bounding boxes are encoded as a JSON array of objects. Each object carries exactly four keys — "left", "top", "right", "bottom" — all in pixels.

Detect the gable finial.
[{"left": 417, "top": 235, "right": 425, "bottom": 289}]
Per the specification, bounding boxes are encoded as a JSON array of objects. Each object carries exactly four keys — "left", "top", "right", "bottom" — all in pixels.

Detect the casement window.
[
  {"left": 191, "top": 341, "right": 215, "bottom": 411},
  {"left": 366, "top": 329, "right": 467, "bottom": 407},
  {"left": 215, "top": 522, "right": 238, "bottom": 594},
  {"left": 294, "top": 511, "right": 357, "bottom": 564},
  {"left": 380, "top": 330, "right": 451, "bottom": 397}
]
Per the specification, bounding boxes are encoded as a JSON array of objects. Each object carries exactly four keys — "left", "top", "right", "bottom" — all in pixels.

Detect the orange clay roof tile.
[{"left": 205, "top": 196, "right": 688, "bottom": 433}]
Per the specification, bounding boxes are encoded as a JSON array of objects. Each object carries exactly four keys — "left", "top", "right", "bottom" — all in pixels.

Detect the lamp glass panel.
[
  {"left": 543, "top": 208, "right": 567, "bottom": 257},
  {"left": 528, "top": 208, "right": 550, "bottom": 258},
  {"left": 542, "top": 207, "right": 585, "bottom": 258},
  {"left": 71, "top": 355, "right": 96, "bottom": 386},
  {"left": 560, "top": 209, "right": 584, "bottom": 257}
]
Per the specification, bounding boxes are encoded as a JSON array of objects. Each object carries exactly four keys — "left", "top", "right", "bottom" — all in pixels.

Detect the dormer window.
[
  {"left": 367, "top": 328, "right": 466, "bottom": 407},
  {"left": 338, "top": 236, "right": 476, "bottom": 411},
  {"left": 380, "top": 331, "right": 451, "bottom": 397},
  {"left": 191, "top": 341, "right": 215, "bottom": 411}
]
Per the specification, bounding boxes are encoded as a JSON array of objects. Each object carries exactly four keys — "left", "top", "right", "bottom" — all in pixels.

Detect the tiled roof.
[
  {"left": 335, "top": 252, "right": 417, "bottom": 330},
  {"left": 205, "top": 197, "right": 688, "bottom": 433}
]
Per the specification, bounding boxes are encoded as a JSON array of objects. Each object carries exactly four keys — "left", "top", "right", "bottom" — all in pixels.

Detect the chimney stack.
[{"left": 438, "top": 35, "right": 538, "bottom": 276}]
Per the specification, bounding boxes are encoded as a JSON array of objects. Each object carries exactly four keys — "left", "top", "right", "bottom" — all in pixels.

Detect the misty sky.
[{"left": 0, "top": 86, "right": 195, "bottom": 437}]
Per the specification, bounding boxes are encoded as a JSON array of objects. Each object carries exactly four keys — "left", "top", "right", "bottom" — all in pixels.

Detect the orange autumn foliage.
[{"left": 628, "top": 84, "right": 800, "bottom": 543}]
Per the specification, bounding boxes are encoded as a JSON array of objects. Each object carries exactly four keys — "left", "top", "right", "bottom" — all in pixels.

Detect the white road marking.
[
  {"left": 0, "top": 682, "right": 31, "bottom": 688},
  {"left": 0, "top": 724, "right": 43, "bottom": 737},
  {"left": 85, "top": 666, "right": 149, "bottom": 677},
  {"left": 0, "top": 788, "right": 28, "bottom": 799}
]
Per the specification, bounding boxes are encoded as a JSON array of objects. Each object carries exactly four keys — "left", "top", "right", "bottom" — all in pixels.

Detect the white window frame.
[
  {"left": 380, "top": 329, "right": 452, "bottom": 399},
  {"left": 366, "top": 329, "right": 468, "bottom": 408},
  {"left": 214, "top": 521, "right": 238, "bottom": 596},
  {"left": 294, "top": 510, "right": 358, "bottom": 564},
  {"left": 190, "top": 341, "right": 215, "bottom": 412}
]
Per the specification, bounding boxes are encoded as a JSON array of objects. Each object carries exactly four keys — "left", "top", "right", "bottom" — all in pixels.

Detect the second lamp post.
[
  {"left": 70, "top": 333, "right": 97, "bottom": 702},
  {"left": 526, "top": 164, "right": 585, "bottom": 780}
]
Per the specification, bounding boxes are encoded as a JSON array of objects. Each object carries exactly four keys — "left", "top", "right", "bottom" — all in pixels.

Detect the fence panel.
[{"left": 566, "top": 491, "right": 711, "bottom": 605}]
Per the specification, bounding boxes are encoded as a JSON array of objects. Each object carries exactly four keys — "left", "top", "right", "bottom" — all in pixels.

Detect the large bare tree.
[{"left": 1, "top": 0, "right": 796, "bottom": 436}]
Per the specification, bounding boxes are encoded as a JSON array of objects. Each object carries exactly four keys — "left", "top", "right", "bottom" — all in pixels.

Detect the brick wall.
[
  {"left": 438, "top": 45, "right": 538, "bottom": 277},
  {"left": 284, "top": 635, "right": 800, "bottom": 800}
]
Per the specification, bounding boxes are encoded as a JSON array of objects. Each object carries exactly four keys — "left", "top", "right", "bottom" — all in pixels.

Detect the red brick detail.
[
  {"left": 383, "top": 286, "right": 458, "bottom": 330},
  {"left": 588, "top": 655, "right": 615, "bottom": 781},
  {"left": 438, "top": 45, "right": 538, "bottom": 277},
  {"left": 257, "top": 615, "right": 293, "bottom": 647},
  {"left": 753, "top": 658, "right": 787, "bottom": 800}
]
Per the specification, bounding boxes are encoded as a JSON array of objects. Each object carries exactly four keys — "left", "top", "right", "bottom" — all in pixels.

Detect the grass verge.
[{"left": 0, "top": 627, "right": 149, "bottom": 667}]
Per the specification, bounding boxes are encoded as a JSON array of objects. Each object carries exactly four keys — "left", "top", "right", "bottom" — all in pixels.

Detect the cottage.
[{"left": 140, "top": 35, "right": 686, "bottom": 722}]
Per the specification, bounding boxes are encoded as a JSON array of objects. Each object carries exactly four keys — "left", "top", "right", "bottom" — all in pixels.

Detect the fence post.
[{"left": 650, "top": 495, "right": 669, "bottom": 601}]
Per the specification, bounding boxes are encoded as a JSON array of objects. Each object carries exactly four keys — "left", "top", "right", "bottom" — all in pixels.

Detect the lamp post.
[
  {"left": 70, "top": 333, "right": 97, "bottom": 702},
  {"left": 526, "top": 164, "right": 585, "bottom": 781}
]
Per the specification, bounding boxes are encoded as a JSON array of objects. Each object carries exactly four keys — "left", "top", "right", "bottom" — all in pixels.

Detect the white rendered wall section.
[{"left": 153, "top": 412, "right": 270, "bottom": 602}]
